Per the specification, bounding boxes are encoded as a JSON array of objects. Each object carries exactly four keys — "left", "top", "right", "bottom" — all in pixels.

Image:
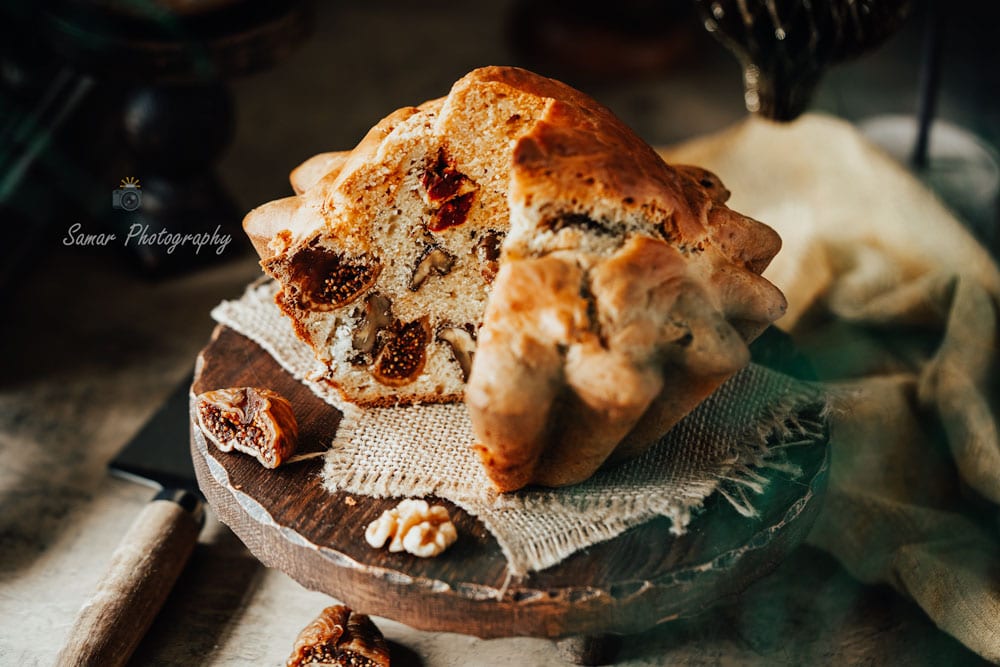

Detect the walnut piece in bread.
[
  {"left": 286, "top": 605, "right": 390, "bottom": 667},
  {"left": 244, "top": 67, "right": 785, "bottom": 490}
]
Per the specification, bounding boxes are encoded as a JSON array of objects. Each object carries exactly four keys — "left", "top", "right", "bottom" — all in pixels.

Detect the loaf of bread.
[{"left": 244, "top": 66, "right": 786, "bottom": 490}]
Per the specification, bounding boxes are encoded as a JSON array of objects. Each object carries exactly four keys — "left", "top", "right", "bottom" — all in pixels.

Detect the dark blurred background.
[{"left": 0, "top": 0, "right": 997, "bottom": 289}]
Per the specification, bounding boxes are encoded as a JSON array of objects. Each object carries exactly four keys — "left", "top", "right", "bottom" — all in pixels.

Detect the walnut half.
[
  {"left": 409, "top": 246, "right": 455, "bottom": 291},
  {"left": 365, "top": 499, "right": 458, "bottom": 558},
  {"left": 437, "top": 325, "right": 476, "bottom": 381},
  {"left": 196, "top": 387, "right": 298, "bottom": 468},
  {"left": 286, "top": 605, "right": 390, "bottom": 667}
]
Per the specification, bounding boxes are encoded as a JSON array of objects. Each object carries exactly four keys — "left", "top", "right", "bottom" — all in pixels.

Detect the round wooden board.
[{"left": 191, "top": 325, "right": 829, "bottom": 640}]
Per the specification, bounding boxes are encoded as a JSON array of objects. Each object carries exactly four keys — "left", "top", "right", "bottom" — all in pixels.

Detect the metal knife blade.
[{"left": 109, "top": 373, "right": 200, "bottom": 494}]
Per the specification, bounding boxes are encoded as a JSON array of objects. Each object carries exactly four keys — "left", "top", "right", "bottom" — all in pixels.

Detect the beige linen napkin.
[{"left": 664, "top": 113, "right": 1000, "bottom": 662}]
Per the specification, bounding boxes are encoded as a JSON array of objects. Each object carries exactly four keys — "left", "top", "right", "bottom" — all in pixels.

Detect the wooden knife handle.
[{"left": 56, "top": 489, "right": 204, "bottom": 667}]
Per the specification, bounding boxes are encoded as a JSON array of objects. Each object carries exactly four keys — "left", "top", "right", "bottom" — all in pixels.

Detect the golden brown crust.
[
  {"left": 461, "top": 69, "right": 785, "bottom": 491},
  {"left": 290, "top": 151, "right": 349, "bottom": 195},
  {"left": 243, "top": 197, "right": 306, "bottom": 262},
  {"left": 320, "top": 382, "right": 464, "bottom": 408},
  {"left": 242, "top": 66, "right": 785, "bottom": 490}
]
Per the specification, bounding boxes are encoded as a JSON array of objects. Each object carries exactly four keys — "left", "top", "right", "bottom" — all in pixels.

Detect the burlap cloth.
[
  {"left": 212, "top": 278, "right": 824, "bottom": 576},
  {"left": 664, "top": 114, "right": 1000, "bottom": 663},
  {"left": 213, "top": 112, "right": 1000, "bottom": 660}
]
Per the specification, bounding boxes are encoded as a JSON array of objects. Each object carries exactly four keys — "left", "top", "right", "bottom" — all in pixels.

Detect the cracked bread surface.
[{"left": 244, "top": 66, "right": 786, "bottom": 489}]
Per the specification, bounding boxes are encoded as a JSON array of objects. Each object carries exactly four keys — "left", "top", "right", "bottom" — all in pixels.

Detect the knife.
[{"left": 56, "top": 376, "right": 204, "bottom": 667}]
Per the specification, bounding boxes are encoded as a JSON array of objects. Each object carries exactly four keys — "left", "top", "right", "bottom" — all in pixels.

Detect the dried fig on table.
[
  {"left": 287, "top": 605, "right": 390, "bottom": 667},
  {"left": 196, "top": 387, "right": 298, "bottom": 468}
]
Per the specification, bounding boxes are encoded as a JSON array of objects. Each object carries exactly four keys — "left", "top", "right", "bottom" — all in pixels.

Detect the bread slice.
[
  {"left": 244, "top": 67, "right": 786, "bottom": 489},
  {"left": 244, "top": 73, "right": 557, "bottom": 406}
]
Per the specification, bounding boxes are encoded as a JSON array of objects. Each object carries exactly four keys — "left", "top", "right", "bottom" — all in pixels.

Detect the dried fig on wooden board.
[{"left": 196, "top": 387, "right": 298, "bottom": 468}]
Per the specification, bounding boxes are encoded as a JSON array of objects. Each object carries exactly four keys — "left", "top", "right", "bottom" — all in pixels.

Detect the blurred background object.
[
  {"left": 861, "top": 114, "right": 999, "bottom": 250},
  {"left": 857, "top": 0, "right": 999, "bottom": 252},
  {"left": 507, "top": 0, "right": 703, "bottom": 82},
  {"left": 2, "top": 0, "right": 997, "bottom": 287},
  {"left": 0, "top": 0, "right": 313, "bottom": 280},
  {"left": 695, "top": 0, "right": 912, "bottom": 122}
]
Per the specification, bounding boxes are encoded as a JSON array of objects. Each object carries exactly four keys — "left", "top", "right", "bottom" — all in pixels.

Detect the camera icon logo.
[{"left": 112, "top": 176, "right": 142, "bottom": 212}]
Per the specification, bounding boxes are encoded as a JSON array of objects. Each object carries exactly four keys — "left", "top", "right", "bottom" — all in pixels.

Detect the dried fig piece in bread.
[
  {"left": 372, "top": 317, "right": 431, "bottom": 387},
  {"left": 196, "top": 387, "right": 298, "bottom": 468},
  {"left": 420, "top": 148, "right": 476, "bottom": 204},
  {"left": 420, "top": 148, "right": 478, "bottom": 232},
  {"left": 275, "top": 243, "right": 381, "bottom": 312}
]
